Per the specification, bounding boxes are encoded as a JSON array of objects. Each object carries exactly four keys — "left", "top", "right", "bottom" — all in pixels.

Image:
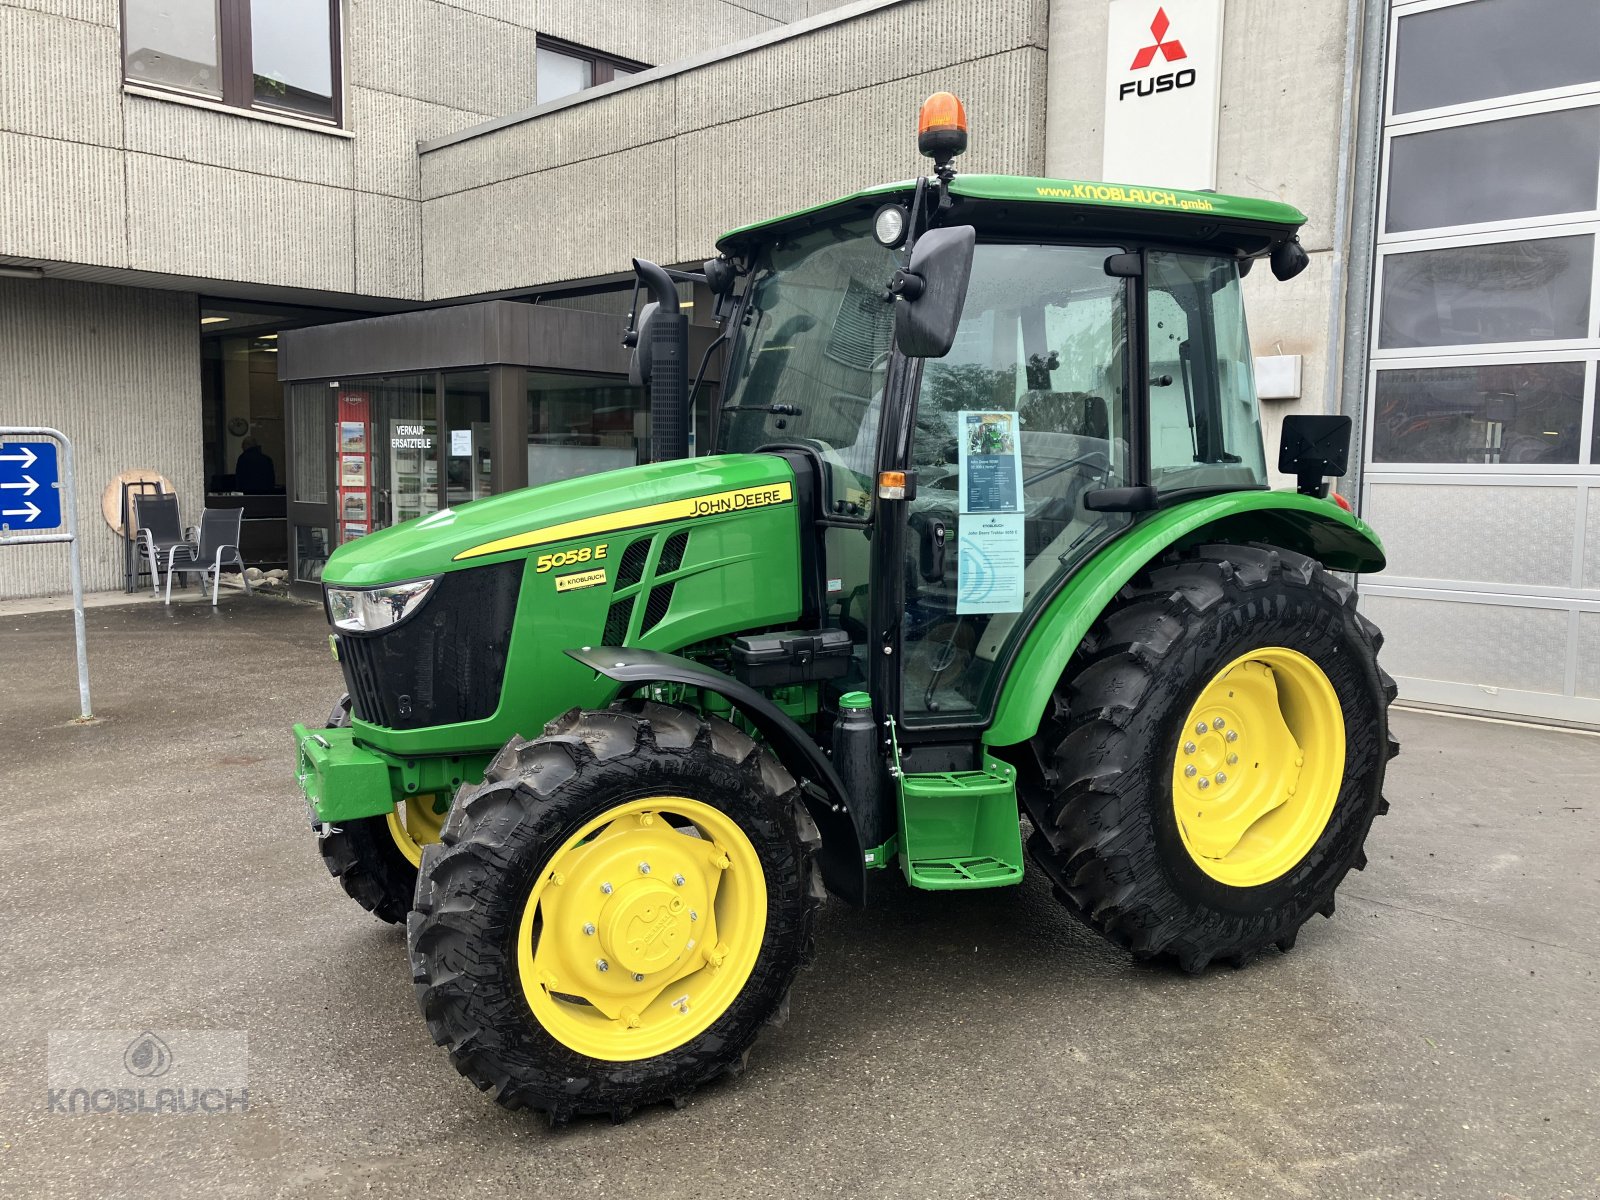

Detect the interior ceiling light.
[
  {"left": 0, "top": 264, "right": 46, "bottom": 280},
  {"left": 201, "top": 316, "right": 229, "bottom": 325}
]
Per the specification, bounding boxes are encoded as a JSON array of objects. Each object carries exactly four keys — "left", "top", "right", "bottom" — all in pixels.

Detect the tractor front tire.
[
  {"left": 314, "top": 694, "right": 432, "bottom": 925},
  {"left": 318, "top": 815, "right": 418, "bottom": 925},
  {"left": 408, "top": 700, "right": 822, "bottom": 1123},
  {"left": 1024, "top": 543, "right": 1398, "bottom": 973}
]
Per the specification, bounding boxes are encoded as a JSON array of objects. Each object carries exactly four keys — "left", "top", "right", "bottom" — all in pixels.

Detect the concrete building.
[{"left": 2, "top": 0, "right": 1597, "bottom": 726}]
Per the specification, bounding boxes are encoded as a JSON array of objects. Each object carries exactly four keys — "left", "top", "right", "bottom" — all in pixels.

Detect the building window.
[
  {"left": 123, "top": 0, "right": 342, "bottom": 125},
  {"left": 535, "top": 35, "right": 648, "bottom": 105}
]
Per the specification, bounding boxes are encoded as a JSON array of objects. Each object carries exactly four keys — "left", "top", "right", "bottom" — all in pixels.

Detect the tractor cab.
[{"left": 698, "top": 95, "right": 1328, "bottom": 738}]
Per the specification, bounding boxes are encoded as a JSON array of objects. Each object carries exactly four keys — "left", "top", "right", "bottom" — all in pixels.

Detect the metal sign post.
[{"left": 0, "top": 427, "right": 92, "bottom": 720}]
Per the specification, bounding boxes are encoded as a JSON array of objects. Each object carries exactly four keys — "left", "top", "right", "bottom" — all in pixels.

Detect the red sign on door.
[{"left": 336, "top": 391, "right": 371, "bottom": 544}]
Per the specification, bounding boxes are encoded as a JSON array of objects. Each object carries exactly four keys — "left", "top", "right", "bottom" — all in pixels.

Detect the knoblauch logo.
[
  {"left": 1130, "top": 7, "right": 1187, "bottom": 69},
  {"left": 124, "top": 1031, "right": 173, "bottom": 1078}
]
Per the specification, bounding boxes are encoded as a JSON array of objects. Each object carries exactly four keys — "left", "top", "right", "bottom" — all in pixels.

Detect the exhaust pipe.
[{"left": 629, "top": 259, "right": 690, "bottom": 463}]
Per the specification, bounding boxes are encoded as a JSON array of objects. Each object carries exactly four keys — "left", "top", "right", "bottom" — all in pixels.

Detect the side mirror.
[
  {"left": 892, "top": 224, "right": 975, "bottom": 358},
  {"left": 628, "top": 301, "right": 659, "bottom": 387},
  {"left": 703, "top": 257, "right": 737, "bottom": 296},
  {"left": 1279, "top": 414, "right": 1352, "bottom": 498},
  {"left": 1270, "top": 237, "right": 1310, "bottom": 282}
]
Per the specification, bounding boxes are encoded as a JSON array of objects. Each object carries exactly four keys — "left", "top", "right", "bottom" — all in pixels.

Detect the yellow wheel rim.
[
  {"left": 1171, "top": 647, "right": 1345, "bottom": 888},
  {"left": 386, "top": 794, "right": 446, "bottom": 868},
  {"left": 515, "top": 796, "right": 766, "bottom": 1062}
]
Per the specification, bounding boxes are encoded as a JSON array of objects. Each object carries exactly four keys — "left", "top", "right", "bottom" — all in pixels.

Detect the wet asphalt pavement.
[{"left": 0, "top": 595, "right": 1595, "bottom": 1198}]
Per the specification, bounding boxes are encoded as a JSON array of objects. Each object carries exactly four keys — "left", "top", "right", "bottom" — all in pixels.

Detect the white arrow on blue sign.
[{"left": 0, "top": 441, "right": 62, "bottom": 529}]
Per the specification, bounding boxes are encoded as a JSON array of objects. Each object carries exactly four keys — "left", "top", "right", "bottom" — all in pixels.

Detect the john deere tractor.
[{"left": 293, "top": 93, "right": 1396, "bottom": 1122}]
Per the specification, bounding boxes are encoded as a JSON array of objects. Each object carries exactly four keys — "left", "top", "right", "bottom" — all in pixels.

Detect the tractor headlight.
[{"left": 326, "top": 578, "right": 436, "bottom": 633}]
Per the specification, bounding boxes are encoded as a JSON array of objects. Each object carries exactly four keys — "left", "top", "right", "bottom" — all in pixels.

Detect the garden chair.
[
  {"left": 133, "top": 492, "right": 193, "bottom": 597},
  {"left": 165, "top": 507, "right": 251, "bottom": 606}
]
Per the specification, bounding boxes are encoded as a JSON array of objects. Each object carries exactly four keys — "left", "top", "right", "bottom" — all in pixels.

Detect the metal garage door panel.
[
  {"left": 1359, "top": 593, "right": 1569, "bottom": 695},
  {"left": 1585, "top": 491, "right": 1600, "bottom": 590},
  {"left": 1366, "top": 482, "right": 1577, "bottom": 587},
  {"left": 1577, "top": 613, "right": 1600, "bottom": 700}
]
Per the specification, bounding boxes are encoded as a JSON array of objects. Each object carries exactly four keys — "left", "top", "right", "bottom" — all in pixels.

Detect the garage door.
[{"left": 1359, "top": 0, "right": 1600, "bottom": 726}]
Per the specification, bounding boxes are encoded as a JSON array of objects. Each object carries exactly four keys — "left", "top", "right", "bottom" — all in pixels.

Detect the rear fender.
[
  {"left": 983, "top": 491, "right": 1385, "bottom": 748},
  {"left": 566, "top": 647, "right": 867, "bottom": 905}
]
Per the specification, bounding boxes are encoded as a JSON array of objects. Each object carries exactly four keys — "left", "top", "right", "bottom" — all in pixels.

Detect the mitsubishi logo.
[{"left": 1130, "top": 7, "right": 1187, "bottom": 70}]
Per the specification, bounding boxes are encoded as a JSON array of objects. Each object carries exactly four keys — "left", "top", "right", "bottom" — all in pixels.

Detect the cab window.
[
  {"left": 1146, "top": 253, "right": 1268, "bottom": 492},
  {"left": 718, "top": 218, "right": 900, "bottom": 514}
]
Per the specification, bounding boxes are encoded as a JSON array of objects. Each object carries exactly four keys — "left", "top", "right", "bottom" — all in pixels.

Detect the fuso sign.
[{"left": 1102, "top": 0, "right": 1225, "bottom": 192}]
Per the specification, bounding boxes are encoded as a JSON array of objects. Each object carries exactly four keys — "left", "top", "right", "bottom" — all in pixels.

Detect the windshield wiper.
[{"left": 721, "top": 403, "right": 804, "bottom": 415}]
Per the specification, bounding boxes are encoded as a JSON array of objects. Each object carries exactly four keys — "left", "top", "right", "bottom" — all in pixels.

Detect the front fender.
[
  {"left": 565, "top": 647, "right": 867, "bottom": 905},
  {"left": 983, "top": 490, "right": 1385, "bottom": 748}
]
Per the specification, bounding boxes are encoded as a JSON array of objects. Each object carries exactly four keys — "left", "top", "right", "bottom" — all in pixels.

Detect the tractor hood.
[{"left": 322, "top": 454, "right": 799, "bottom": 587}]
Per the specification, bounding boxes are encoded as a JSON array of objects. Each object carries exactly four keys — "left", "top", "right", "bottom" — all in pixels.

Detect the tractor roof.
[{"left": 717, "top": 174, "right": 1307, "bottom": 259}]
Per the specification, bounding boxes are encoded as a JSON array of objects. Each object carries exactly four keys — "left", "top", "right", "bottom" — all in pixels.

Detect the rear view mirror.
[
  {"left": 1270, "top": 237, "right": 1310, "bottom": 281},
  {"left": 892, "top": 224, "right": 975, "bottom": 358},
  {"left": 1279, "top": 414, "right": 1351, "bottom": 498},
  {"left": 628, "top": 302, "right": 658, "bottom": 387}
]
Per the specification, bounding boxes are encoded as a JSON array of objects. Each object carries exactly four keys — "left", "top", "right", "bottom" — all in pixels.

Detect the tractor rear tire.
[
  {"left": 408, "top": 699, "right": 823, "bottom": 1123},
  {"left": 1023, "top": 543, "right": 1398, "bottom": 973},
  {"left": 315, "top": 694, "right": 418, "bottom": 925}
]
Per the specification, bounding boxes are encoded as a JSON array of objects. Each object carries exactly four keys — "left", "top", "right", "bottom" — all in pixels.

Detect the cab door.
[{"left": 889, "top": 241, "right": 1139, "bottom": 727}]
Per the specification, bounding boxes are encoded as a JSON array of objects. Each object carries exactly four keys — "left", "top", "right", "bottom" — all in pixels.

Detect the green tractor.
[{"left": 293, "top": 93, "right": 1396, "bottom": 1122}]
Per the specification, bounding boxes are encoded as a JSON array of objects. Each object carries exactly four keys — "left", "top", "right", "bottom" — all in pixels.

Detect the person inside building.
[{"left": 234, "top": 437, "right": 276, "bottom": 494}]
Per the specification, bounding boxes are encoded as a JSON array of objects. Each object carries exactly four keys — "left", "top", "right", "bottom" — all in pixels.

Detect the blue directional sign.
[{"left": 0, "top": 440, "right": 62, "bottom": 531}]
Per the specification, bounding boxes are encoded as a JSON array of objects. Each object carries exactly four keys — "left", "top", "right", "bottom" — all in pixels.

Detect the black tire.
[
  {"left": 315, "top": 694, "right": 418, "bottom": 925},
  {"left": 408, "top": 699, "right": 823, "bottom": 1123},
  {"left": 1022, "top": 543, "right": 1398, "bottom": 973}
]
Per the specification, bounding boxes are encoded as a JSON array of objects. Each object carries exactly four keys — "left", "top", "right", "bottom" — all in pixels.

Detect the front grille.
[
  {"left": 658, "top": 530, "right": 689, "bottom": 574},
  {"left": 337, "top": 561, "right": 523, "bottom": 730},
  {"left": 641, "top": 581, "right": 675, "bottom": 633},
  {"left": 604, "top": 596, "right": 634, "bottom": 644},
  {"left": 615, "top": 538, "right": 651, "bottom": 588}
]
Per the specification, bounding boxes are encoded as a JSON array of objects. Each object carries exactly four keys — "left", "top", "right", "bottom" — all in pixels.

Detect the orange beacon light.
[{"left": 917, "top": 92, "right": 967, "bottom": 164}]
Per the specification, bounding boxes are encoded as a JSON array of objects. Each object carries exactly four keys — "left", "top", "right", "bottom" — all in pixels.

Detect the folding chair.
[
  {"left": 165, "top": 508, "right": 252, "bottom": 606},
  {"left": 133, "top": 493, "right": 193, "bottom": 597}
]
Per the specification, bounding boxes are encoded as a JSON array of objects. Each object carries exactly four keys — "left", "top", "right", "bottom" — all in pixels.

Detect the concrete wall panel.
[
  {"left": 355, "top": 191, "right": 423, "bottom": 299},
  {"left": 0, "top": 131, "right": 127, "bottom": 265},
  {"left": 0, "top": 7, "right": 123, "bottom": 147},
  {"left": 0, "top": 278, "right": 202, "bottom": 598},
  {"left": 1042, "top": 0, "right": 1107, "bottom": 178},
  {"left": 350, "top": 87, "right": 491, "bottom": 199},
  {"left": 423, "top": 140, "right": 677, "bottom": 297},
  {"left": 535, "top": 1, "right": 787, "bottom": 68},
  {"left": 673, "top": 0, "right": 1045, "bottom": 132},
  {"left": 0, "top": 0, "right": 116, "bottom": 25},
  {"left": 419, "top": 0, "right": 1048, "bottom": 299},
  {"left": 123, "top": 96, "right": 354, "bottom": 190},
  {"left": 420, "top": 78, "right": 676, "bottom": 200},
  {"left": 125, "top": 155, "right": 355, "bottom": 293},
  {"left": 347, "top": 0, "right": 537, "bottom": 114},
  {"left": 1215, "top": 0, "right": 1347, "bottom": 251},
  {"left": 676, "top": 47, "right": 1047, "bottom": 262}
]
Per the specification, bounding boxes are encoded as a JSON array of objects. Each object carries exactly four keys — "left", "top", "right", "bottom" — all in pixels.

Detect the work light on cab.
[{"left": 872, "top": 203, "right": 908, "bottom": 248}]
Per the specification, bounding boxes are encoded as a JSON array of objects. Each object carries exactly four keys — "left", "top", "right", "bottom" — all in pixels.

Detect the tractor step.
[{"left": 896, "top": 755, "right": 1025, "bottom": 890}]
